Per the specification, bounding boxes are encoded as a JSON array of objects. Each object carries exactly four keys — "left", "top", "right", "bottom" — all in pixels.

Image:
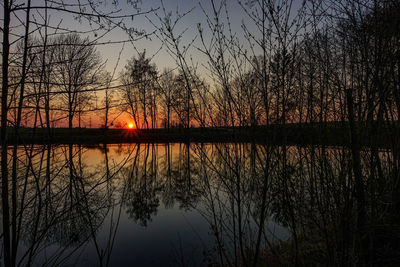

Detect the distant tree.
[
  {"left": 120, "top": 51, "right": 158, "bottom": 129},
  {"left": 52, "top": 34, "right": 104, "bottom": 129},
  {"left": 102, "top": 72, "right": 114, "bottom": 129},
  {"left": 158, "top": 69, "right": 176, "bottom": 129}
]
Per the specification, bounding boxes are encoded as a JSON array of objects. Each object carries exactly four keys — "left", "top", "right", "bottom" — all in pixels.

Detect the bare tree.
[
  {"left": 158, "top": 69, "right": 176, "bottom": 129},
  {"left": 52, "top": 34, "right": 104, "bottom": 129},
  {"left": 119, "top": 51, "right": 158, "bottom": 129}
]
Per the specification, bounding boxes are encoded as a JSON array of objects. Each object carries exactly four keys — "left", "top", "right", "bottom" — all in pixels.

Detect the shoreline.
[{"left": 2, "top": 122, "right": 397, "bottom": 148}]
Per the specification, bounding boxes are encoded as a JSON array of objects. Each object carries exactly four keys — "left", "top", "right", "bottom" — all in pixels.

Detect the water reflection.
[{"left": 1, "top": 143, "right": 398, "bottom": 266}]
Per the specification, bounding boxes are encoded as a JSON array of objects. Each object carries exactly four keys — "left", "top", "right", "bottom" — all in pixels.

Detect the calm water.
[{"left": 1, "top": 143, "right": 397, "bottom": 266}]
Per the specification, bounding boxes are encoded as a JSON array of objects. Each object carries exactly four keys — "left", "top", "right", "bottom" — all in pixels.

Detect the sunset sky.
[
  {"left": 13, "top": 0, "right": 252, "bottom": 127},
  {"left": 5, "top": 0, "right": 307, "bottom": 128}
]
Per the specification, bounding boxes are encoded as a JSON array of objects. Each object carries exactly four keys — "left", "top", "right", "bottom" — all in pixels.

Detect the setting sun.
[{"left": 128, "top": 123, "right": 134, "bottom": 129}]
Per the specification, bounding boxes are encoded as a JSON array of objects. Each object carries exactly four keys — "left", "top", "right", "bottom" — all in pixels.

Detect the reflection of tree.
[
  {"left": 125, "top": 186, "right": 159, "bottom": 227},
  {"left": 188, "top": 143, "right": 400, "bottom": 266},
  {"left": 160, "top": 143, "right": 175, "bottom": 209},
  {"left": 16, "top": 144, "right": 115, "bottom": 266},
  {"left": 9, "top": 143, "right": 399, "bottom": 266},
  {"left": 49, "top": 145, "right": 104, "bottom": 245},
  {"left": 121, "top": 143, "right": 203, "bottom": 225},
  {"left": 123, "top": 144, "right": 160, "bottom": 227},
  {"left": 190, "top": 143, "right": 258, "bottom": 266},
  {"left": 172, "top": 143, "right": 201, "bottom": 210}
]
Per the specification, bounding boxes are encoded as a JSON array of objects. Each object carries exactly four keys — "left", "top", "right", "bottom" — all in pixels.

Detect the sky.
[
  {"left": 6, "top": 0, "right": 305, "bottom": 78},
  {"left": 4, "top": 0, "right": 247, "bottom": 75},
  {"left": 4, "top": 0, "right": 307, "bottom": 128},
  {"left": 92, "top": 0, "right": 248, "bottom": 75}
]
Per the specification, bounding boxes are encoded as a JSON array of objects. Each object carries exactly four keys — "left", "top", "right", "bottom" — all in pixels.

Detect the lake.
[{"left": 2, "top": 143, "right": 397, "bottom": 266}]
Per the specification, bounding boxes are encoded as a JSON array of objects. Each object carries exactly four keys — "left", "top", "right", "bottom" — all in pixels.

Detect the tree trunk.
[{"left": 1, "top": 1, "right": 11, "bottom": 265}]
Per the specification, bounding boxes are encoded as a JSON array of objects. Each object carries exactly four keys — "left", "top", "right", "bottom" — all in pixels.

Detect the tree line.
[{"left": 3, "top": 0, "right": 399, "bottom": 131}]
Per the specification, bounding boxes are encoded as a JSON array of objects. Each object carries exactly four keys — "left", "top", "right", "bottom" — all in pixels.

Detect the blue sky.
[
  {"left": 5, "top": 0, "right": 305, "bottom": 79},
  {"left": 95, "top": 0, "right": 248, "bottom": 76}
]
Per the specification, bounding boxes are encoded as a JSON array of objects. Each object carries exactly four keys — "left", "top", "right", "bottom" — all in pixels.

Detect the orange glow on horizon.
[{"left": 128, "top": 123, "right": 134, "bottom": 129}]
